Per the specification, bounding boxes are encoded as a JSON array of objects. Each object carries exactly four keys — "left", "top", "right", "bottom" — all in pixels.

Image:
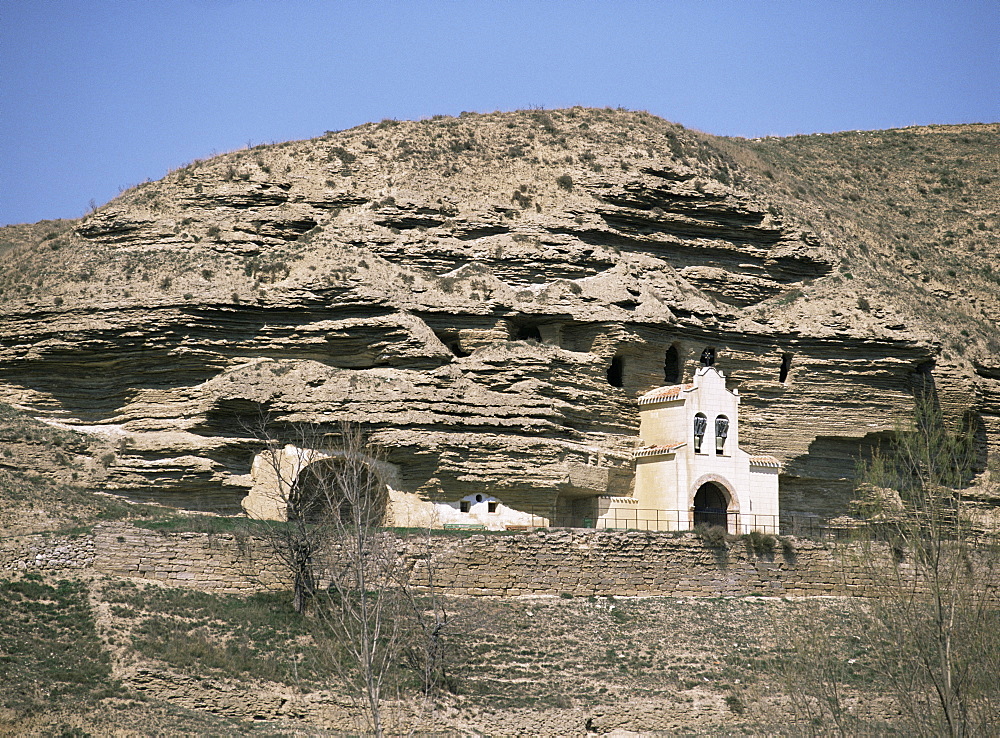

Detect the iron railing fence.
[
  {"left": 501, "top": 506, "right": 781, "bottom": 534},
  {"left": 497, "top": 508, "right": 1000, "bottom": 542}
]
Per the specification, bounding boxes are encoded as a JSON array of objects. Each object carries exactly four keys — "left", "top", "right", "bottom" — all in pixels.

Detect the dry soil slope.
[{"left": 0, "top": 109, "right": 995, "bottom": 520}]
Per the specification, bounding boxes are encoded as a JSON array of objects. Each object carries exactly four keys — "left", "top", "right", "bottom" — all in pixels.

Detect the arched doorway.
[
  {"left": 693, "top": 481, "right": 729, "bottom": 529},
  {"left": 290, "top": 457, "right": 387, "bottom": 526}
]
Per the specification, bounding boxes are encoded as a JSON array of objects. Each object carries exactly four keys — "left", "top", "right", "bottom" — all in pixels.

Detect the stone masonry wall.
[
  {"left": 413, "top": 528, "right": 870, "bottom": 597},
  {"left": 0, "top": 533, "right": 95, "bottom": 573},
  {"left": 92, "top": 523, "right": 286, "bottom": 595},
  {"left": 68, "top": 523, "right": 882, "bottom": 598}
]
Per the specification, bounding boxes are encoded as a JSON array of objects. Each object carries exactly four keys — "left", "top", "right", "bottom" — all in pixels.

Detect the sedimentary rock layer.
[{"left": 1, "top": 109, "right": 989, "bottom": 520}]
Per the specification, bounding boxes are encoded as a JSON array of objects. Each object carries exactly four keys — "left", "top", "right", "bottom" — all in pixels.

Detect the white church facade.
[{"left": 604, "top": 365, "right": 780, "bottom": 533}]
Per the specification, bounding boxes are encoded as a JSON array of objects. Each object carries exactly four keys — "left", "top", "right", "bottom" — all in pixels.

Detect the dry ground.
[{"left": 1, "top": 564, "right": 903, "bottom": 736}]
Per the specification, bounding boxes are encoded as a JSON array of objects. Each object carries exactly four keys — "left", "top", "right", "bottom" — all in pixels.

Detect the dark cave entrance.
[
  {"left": 508, "top": 316, "right": 546, "bottom": 344},
  {"left": 779, "top": 353, "right": 793, "bottom": 383},
  {"left": 514, "top": 324, "right": 543, "bottom": 342},
  {"left": 433, "top": 330, "right": 470, "bottom": 358},
  {"left": 290, "top": 458, "right": 387, "bottom": 526},
  {"left": 664, "top": 344, "right": 681, "bottom": 384},
  {"left": 607, "top": 355, "right": 625, "bottom": 388}
]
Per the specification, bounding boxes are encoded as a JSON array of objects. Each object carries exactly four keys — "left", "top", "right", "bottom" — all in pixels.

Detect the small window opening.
[
  {"left": 475, "top": 494, "right": 484, "bottom": 502},
  {"left": 607, "top": 355, "right": 624, "bottom": 388},
  {"left": 664, "top": 345, "right": 681, "bottom": 384},
  {"left": 715, "top": 415, "right": 729, "bottom": 455},
  {"left": 700, "top": 347, "right": 716, "bottom": 367},
  {"left": 488, "top": 501, "right": 498, "bottom": 513},
  {"left": 460, "top": 500, "right": 470, "bottom": 513},
  {"left": 779, "top": 353, "right": 793, "bottom": 383},
  {"left": 693, "top": 413, "right": 708, "bottom": 453}
]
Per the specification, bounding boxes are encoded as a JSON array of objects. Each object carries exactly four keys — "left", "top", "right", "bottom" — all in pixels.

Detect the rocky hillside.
[{"left": 0, "top": 109, "right": 997, "bottom": 521}]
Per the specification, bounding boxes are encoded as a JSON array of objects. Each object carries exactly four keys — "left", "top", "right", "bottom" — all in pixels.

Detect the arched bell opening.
[
  {"left": 693, "top": 412, "right": 708, "bottom": 453},
  {"left": 714, "top": 415, "right": 730, "bottom": 456},
  {"left": 289, "top": 456, "right": 388, "bottom": 526},
  {"left": 693, "top": 481, "right": 730, "bottom": 531}
]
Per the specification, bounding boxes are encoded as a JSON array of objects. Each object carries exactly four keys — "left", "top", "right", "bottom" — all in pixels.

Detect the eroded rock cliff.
[{"left": 1, "top": 109, "right": 996, "bottom": 522}]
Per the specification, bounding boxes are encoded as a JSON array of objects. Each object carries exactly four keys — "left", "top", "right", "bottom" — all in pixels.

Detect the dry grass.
[
  {"left": 724, "top": 124, "right": 1000, "bottom": 360},
  {"left": 2, "top": 110, "right": 994, "bottom": 362},
  {"left": 0, "top": 572, "right": 910, "bottom": 735}
]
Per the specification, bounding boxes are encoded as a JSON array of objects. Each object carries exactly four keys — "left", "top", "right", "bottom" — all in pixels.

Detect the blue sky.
[{"left": 2, "top": 0, "right": 997, "bottom": 226}]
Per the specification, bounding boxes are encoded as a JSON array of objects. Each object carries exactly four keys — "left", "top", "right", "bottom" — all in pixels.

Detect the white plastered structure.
[
  {"left": 242, "top": 444, "right": 332, "bottom": 521},
  {"left": 242, "top": 444, "right": 543, "bottom": 530},
  {"left": 621, "top": 366, "right": 780, "bottom": 533},
  {"left": 389, "top": 490, "right": 545, "bottom": 530},
  {"left": 241, "top": 367, "right": 778, "bottom": 531}
]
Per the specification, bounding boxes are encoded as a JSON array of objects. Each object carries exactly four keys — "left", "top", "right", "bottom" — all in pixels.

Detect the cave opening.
[
  {"left": 515, "top": 324, "right": 543, "bottom": 342},
  {"left": 507, "top": 315, "right": 547, "bottom": 344},
  {"left": 290, "top": 458, "right": 387, "bottom": 525},
  {"left": 607, "top": 355, "right": 625, "bottom": 388},
  {"left": 912, "top": 359, "right": 936, "bottom": 395},
  {"left": 433, "top": 330, "right": 470, "bottom": 358},
  {"left": 664, "top": 344, "right": 681, "bottom": 384},
  {"left": 779, "top": 353, "right": 793, "bottom": 383}
]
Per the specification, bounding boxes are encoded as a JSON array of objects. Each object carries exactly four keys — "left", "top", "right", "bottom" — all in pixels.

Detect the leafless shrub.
[
  {"left": 242, "top": 419, "right": 460, "bottom": 734},
  {"left": 782, "top": 392, "right": 1000, "bottom": 736}
]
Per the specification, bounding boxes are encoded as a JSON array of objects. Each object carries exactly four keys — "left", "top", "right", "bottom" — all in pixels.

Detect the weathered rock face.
[{"left": 0, "top": 109, "right": 990, "bottom": 522}]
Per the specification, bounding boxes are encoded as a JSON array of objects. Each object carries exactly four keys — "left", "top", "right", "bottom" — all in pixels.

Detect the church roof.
[
  {"left": 637, "top": 383, "right": 694, "bottom": 406},
  {"left": 749, "top": 455, "right": 782, "bottom": 468},
  {"left": 633, "top": 442, "right": 686, "bottom": 459}
]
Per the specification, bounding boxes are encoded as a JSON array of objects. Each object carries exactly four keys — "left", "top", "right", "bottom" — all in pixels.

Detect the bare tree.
[
  {"left": 399, "top": 524, "right": 454, "bottom": 697},
  {"left": 243, "top": 419, "right": 458, "bottom": 735},
  {"left": 308, "top": 423, "right": 404, "bottom": 735},
  {"left": 851, "top": 393, "right": 1000, "bottom": 737},
  {"left": 785, "top": 392, "right": 1000, "bottom": 736},
  {"left": 242, "top": 421, "right": 341, "bottom": 614}
]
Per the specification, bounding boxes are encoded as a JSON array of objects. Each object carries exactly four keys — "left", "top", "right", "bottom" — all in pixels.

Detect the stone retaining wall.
[
  {"left": 0, "top": 533, "right": 95, "bottom": 572},
  {"left": 2, "top": 523, "right": 906, "bottom": 598},
  {"left": 414, "top": 528, "right": 870, "bottom": 597},
  {"left": 72, "top": 523, "right": 881, "bottom": 598},
  {"left": 92, "top": 524, "right": 286, "bottom": 594}
]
